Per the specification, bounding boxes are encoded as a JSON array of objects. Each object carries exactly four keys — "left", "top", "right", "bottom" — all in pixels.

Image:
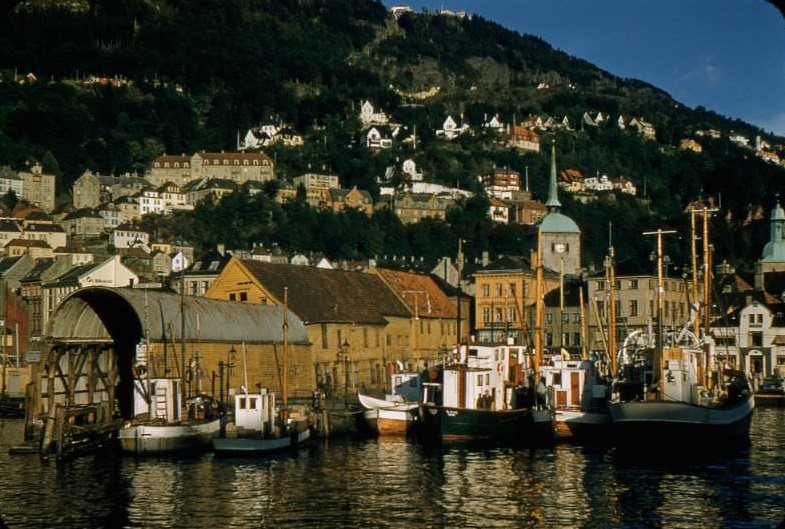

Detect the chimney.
[{"left": 217, "top": 243, "right": 225, "bottom": 256}]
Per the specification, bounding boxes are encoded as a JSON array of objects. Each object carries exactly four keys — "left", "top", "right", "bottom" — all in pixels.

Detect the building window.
[
  {"left": 561, "top": 313, "right": 570, "bottom": 323},
  {"left": 629, "top": 300, "right": 638, "bottom": 317},
  {"left": 750, "top": 332, "right": 763, "bottom": 347},
  {"left": 630, "top": 279, "right": 639, "bottom": 289},
  {"left": 481, "top": 284, "right": 490, "bottom": 297},
  {"left": 240, "top": 292, "right": 247, "bottom": 302},
  {"left": 495, "top": 283, "right": 503, "bottom": 296},
  {"left": 508, "top": 307, "right": 516, "bottom": 322},
  {"left": 545, "top": 313, "right": 553, "bottom": 324},
  {"left": 482, "top": 307, "right": 491, "bottom": 323},
  {"left": 321, "top": 324, "right": 329, "bottom": 349}
]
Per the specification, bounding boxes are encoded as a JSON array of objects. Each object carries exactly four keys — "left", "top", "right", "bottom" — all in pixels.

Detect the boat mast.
[
  {"left": 534, "top": 226, "right": 544, "bottom": 399},
  {"left": 643, "top": 228, "right": 676, "bottom": 397},
  {"left": 606, "top": 223, "right": 617, "bottom": 377},
  {"left": 180, "top": 265, "right": 187, "bottom": 404},
  {"left": 579, "top": 286, "right": 588, "bottom": 361},
  {"left": 701, "top": 208, "right": 717, "bottom": 389},
  {"left": 690, "top": 208, "right": 701, "bottom": 339},
  {"left": 456, "top": 238, "right": 463, "bottom": 345},
  {"left": 283, "top": 286, "right": 289, "bottom": 415}
]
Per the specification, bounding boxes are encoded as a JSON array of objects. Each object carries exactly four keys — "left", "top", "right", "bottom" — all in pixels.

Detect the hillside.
[{"left": 0, "top": 0, "right": 783, "bottom": 271}]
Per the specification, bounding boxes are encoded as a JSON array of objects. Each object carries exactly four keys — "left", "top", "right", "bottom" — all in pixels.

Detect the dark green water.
[{"left": 0, "top": 408, "right": 783, "bottom": 528}]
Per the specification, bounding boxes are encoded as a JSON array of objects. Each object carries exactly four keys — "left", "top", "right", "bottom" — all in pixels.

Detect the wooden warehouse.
[{"left": 25, "top": 286, "right": 313, "bottom": 450}]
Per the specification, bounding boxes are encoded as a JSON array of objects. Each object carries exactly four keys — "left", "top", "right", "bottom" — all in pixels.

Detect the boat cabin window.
[
  {"left": 249, "top": 397, "right": 258, "bottom": 409},
  {"left": 239, "top": 397, "right": 246, "bottom": 409}
]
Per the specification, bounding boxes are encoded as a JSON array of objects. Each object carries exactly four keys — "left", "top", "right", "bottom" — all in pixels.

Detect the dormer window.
[
  {"left": 234, "top": 160, "right": 239, "bottom": 166},
  {"left": 243, "top": 160, "right": 249, "bottom": 166},
  {"left": 253, "top": 160, "right": 259, "bottom": 166}
]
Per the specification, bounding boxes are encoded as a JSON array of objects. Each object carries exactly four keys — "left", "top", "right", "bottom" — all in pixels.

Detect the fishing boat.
[
  {"left": 540, "top": 355, "right": 611, "bottom": 441},
  {"left": 212, "top": 390, "right": 311, "bottom": 455},
  {"left": 540, "top": 270, "right": 611, "bottom": 442},
  {"left": 610, "top": 330, "right": 754, "bottom": 445},
  {"left": 118, "top": 376, "right": 221, "bottom": 454},
  {"left": 118, "top": 280, "right": 221, "bottom": 455},
  {"left": 609, "top": 224, "right": 754, "bottom": 447},
  {"left": 755, "top": 375, "right": 785, "bottom": 406},
  {"left": 418, "top": 342, "right": 553, "bottom": 445},
  {"left": 212, "top": 287, "right": 312, "bottom": 456},
  {"left": 358, "top": 369, "right": 422, "bottom": 436}
]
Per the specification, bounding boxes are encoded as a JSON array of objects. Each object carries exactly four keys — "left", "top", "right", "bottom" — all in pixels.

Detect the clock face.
[{"left": 554, "top": 243, "right": 566, "bottom": 253}]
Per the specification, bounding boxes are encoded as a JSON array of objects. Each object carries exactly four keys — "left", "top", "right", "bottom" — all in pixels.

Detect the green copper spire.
[{"left": 545, "top": 139, "right": 561, "bottom": 211}]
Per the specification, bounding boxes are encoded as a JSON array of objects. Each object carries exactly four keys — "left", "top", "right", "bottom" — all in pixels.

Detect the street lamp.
[
  {"left": 337, "top": 338, "right": 350, "bottom": 408},
  {"left": 225, "top": 345, "right": 237, "bottom": 408}
]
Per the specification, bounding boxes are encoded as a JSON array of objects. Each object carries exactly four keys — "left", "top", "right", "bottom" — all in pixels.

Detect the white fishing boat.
[
  {"left": 212, "top": 287, "right": 312, "bottom": 456},
  {"left": 118, "top": 377, "right": 221, "bottom": 454},
  {"left": 358, "top": 370, "right": 422, "bottom": 436},
  {"left": 540, "top": 355, "right": 610, "bottom": 441},
  {"left": 212, "top": 390, "right": 311, "bottom": 455}
]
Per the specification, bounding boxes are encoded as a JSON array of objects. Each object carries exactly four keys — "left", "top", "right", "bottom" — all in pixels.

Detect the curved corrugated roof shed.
[{"left": 47, "top": 287, "right": 310, "bottom": 345}]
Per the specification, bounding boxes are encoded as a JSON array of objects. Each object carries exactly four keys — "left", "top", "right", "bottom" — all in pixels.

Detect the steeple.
[
  {"left": 545, "top": 139, "right": 561, "bottom": 212},
  {"left": 761, "top": 196, "right": 785, "bottom": 263}
]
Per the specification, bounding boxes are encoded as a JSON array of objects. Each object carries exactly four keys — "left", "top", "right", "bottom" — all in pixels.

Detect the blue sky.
[{"left": 381, "top": 0, "right": 785, "bottom": 136}]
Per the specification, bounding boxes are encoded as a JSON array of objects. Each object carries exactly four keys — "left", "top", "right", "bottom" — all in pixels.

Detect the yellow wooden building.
[{"left": 205, "top": 257, "right": 418, "bottom": 397}]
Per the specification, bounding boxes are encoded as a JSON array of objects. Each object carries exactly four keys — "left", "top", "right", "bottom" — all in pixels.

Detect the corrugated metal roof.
[{"left": 47, "top": 287, "right": 310, "bottom": 344}]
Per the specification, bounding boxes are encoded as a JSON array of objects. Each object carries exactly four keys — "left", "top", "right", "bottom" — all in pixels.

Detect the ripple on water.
[{"left": 0, "top": 410, "right": 782, "bottom": 528}]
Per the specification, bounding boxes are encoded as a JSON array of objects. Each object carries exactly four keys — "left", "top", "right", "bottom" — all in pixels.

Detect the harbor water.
[{"left": 0, "top": 408, "right": 783, "bottom": 528}]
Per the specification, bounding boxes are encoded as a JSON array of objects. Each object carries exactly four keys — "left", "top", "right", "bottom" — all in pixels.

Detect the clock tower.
[{"left": 540, "top": 141, "right": 581, "bottom": 275}]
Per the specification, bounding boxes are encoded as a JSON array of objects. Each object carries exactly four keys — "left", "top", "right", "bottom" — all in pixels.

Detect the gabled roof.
[
  {"left": 43, "top": 262, "right": 97, "bottom": 288},
  {"left": 237, "top": 259, "right": 410, "bottom": 324},
  {"left": 374, "top": 268, "right": 458, "bottom": 319},
  {"left": 20, "top": 258, "right": 55, "bottom": 283},
  {"left": 24, "top": 222, "right": 64, "bottom": 233},
  {"left": 194, "top": 151, "right": 274, "bottom": 164},
  {"left": 0, "top": 219, "right": 22, "bottom": 232},
  {"left": 475, "top": 255, "right": 534, "bottom": 275},
  {"left": 0, "top": 256, "right": 24, "bottom": 275},
  {"left": 185, "top": 249, "right": 232, "bottom": 276},
  {"left": 6, "top": 238, "right": 51, "bottom": 249},
  {"left": 63, "top": 208, "right": 102, "bottom": 220}
]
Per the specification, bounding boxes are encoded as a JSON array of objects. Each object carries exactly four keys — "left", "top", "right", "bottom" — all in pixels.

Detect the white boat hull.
[
  {"left": 118, "top": 418, "right": 221, "bottom": 455},
  {"left": 213, "top": 425, "right": 311, "bottom": 455},
  {"left": 358, "top": 393, "right": 418, "bottom": 436},
  {"left": 554, "top": 408, "right": 611, "bottom": 441}
]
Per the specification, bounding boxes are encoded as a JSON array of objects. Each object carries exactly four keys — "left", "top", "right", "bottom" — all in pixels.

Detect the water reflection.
[{"left": 0, "top": 411, "right": 782, "bottom": 528}]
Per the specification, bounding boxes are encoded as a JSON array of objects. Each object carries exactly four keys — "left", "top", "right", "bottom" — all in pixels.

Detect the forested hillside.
[{"left": 0, "top": 0, "right": 783, "bottom": 271}]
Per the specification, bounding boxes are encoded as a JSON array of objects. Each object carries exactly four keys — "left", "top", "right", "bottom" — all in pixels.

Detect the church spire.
[{"left": 545, "top": 139, "right": 561, "bottom": 211}]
